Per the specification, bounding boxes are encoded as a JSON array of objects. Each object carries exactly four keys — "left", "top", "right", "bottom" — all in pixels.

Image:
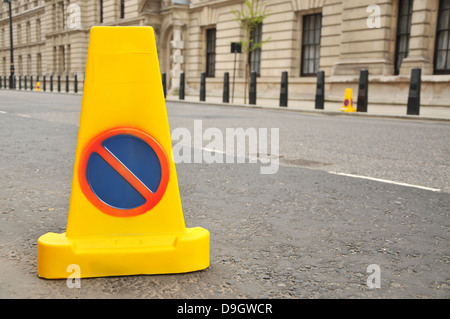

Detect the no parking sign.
[{"left": 79, "top": 128, "right": 169, "bottom": 217}]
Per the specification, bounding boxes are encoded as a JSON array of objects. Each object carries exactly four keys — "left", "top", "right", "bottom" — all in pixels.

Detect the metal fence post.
[
  {"left": 280, "top": 71, "right": 288, "bottom": 107},
  {"left": 162, "top": 73, "right": 166, "bottom": 99},
  {"left": 249, "top": 71, "right": 257, "bottom": 105},
  {"left": 315, "top": 70, "right": 325, "bottom": 110},
  {"left": 179, "top": 72, "right": 185, "bottom": 100},
  {"left": 357, "top": 69, "right": 369, "bottom": 112},
  {"left": 407, "top": 68, "right": 421, "bottom": 116},
  {"left": 223, "top": 72, "right": 230, "bottom": 103},
  {"left": 200, "top": 72, "right": 206, "bottom": 102}
]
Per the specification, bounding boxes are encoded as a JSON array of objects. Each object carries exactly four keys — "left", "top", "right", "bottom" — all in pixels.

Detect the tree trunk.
[
  {"left": 244, "top": 52, "right": 251, "bottom": 104},
  {"left": 244, "top": 63, "right": 249, "bottom": 104}
]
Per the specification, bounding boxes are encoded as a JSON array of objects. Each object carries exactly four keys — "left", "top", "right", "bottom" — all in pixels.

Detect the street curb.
[{"left": 166, "top": 98, "right": 450, "bottom": 122}]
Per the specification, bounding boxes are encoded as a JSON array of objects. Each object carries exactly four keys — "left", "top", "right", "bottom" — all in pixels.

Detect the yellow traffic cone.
[
  {"left": 340, "top": 88, "right": 356, "bottom": 112},
  {"left": 37, "top": 27, "right": 210, "bottom": 279},
  {"left": 35, "top": 81, "right": 41, "bottom": 92}
]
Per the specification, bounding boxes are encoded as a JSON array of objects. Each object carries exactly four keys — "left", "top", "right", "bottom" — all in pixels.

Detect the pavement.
[{"left": 0, "top": 90, "right": 449, "bottom": 300}]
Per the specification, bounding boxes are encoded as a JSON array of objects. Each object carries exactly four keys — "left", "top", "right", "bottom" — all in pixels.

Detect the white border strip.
[{"left": 328, "top": 171, "right": 441, "bottom": 192}]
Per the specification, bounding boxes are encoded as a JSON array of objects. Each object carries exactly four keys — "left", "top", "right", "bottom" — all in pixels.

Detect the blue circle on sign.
[{"left": 86, "top": 134, "right": 162, "bottom": 210}]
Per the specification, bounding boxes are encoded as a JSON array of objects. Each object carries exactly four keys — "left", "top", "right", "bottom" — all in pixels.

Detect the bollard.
[
  {"left": 162, "top": 73, "right": 166, "bottom": 99},
  {"left": 179, "top": 72, "right": 185, "bottom": 100},
  {"left": 30, "top": 76, "right": 33, "bottom": 91},
  {"left": 223, "top": 72, "right": 230, "bottom": 103},
  {"left": 249, "top": 71, "right": 257, "bottom": 105},
  {"left": 74, "top": 74, "right": 78, "bottom": 93},
  {"left": 200, "top": 72, "right": 206, "bottom": 102},
  {"left": 50, "top": 75, "right": 53, "bottom": 92},
  {"left": 24, "top": 76, "right": 27, "bottom": 90},
  {"left": 280, "top": 71, "right": 288, "bottom": 107},
  {"left": 66, "top": 74, "right": 69, "bottom": 93},
  {"left": 14, "top": 76, "right": 16, "bottom": 89},
  {"left": 315, "top": 70, "right": 325, "bottom": 110},
  {"left": 407, "top": 68, "right": 421, "bottom": 116},
  {"left": 357, "top": 69, "right": 369, "bottom": 113},
  {"left": 0, "top": 76, "right": 2, "bottom": 89},
  {"left": 18, "top": 76, "right": 21, "bottom": 90},
  {"left": 43, "top": 75, "right": 46, "bottom": 92},
  {"left": 58, "top": 74, "right": 61, "bottom": 92}
]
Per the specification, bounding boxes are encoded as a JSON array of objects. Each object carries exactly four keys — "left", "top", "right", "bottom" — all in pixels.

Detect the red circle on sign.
[{"left": 78, "top": 128, "right": 170, "bottom": 217}]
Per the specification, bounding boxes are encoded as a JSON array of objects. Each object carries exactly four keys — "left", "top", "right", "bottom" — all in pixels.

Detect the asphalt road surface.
[{"left": 0, "top": 90, "right": 448, "bottom": 299}]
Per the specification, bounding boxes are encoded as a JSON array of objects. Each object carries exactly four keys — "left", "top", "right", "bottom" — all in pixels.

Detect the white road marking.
[
  {"left": 328, "top": 171, "right": 441, "bottom": 192},
  {"left": 202, "top": 147, "right": 226, "bottom": 154},
  {"left": 16, "top": 114, "right": 31, "bottom": 118}
]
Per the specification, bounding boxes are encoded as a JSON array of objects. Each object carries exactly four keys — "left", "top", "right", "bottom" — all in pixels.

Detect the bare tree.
[{"left": 232, "top": 0, "right": 271, "bottom": 104}]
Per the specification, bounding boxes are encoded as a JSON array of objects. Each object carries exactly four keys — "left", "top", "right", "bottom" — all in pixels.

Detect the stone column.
[
  {"left": 399, "top": 0, "right": 439, "bottom": 75},
  {"left": 170, "top": 25, "right": 185, "bottom": 89},
  {"left": 332, "top": 0, "right": 396, "bottom": 76}
]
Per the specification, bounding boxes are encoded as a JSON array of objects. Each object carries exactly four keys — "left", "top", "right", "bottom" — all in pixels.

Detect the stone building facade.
[{"left": 1, "top": 0, "right": 449, "bottom": 107}]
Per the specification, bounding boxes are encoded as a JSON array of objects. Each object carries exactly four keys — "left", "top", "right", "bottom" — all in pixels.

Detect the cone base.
[
  {"left": 37, "top": 227, "right": 210, "bottom": 279},
  {"left": 340, "top": 107, "right": 356, "bottom": 113}
]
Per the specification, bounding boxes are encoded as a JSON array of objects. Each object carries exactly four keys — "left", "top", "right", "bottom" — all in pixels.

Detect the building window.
[
  {"left": 18, "top": 56, "right": 23, "bottom": 74},
  {"left": 435, "top": 0, "right": 450, "bottom": 74},
  {"left": 27, "top": 55, "right": 32, "bottom": 75},
  {"left": 26, "top": 21, "right": 31, "bottom": 43},
  {"left": 250, "top": 23, "right": 262, "bottom": 76},
  {"left": 120, "top": 0, "right": 125, "bottom": 19},
  {"left": 59, "top": 46, "right": 65, "bottom": 73},
  {"left": 59, "top": 1, "right": 65, "bottom": 30},
  {"left": 37, "top": 53, "right": 42, "bottom": 76},
  {"left": 395, "top": 0, "right": 413, "bottom": 75},
  {"left": 206, "top": 28, "right": 216, "bottom": 77},
  {"left": 53, "top": 47, "right": 58, "bottom": 73},
  {"left": 36, "top": 19, "right": 41, "bottom": 42},
  {"left": 301, "top": 13, "right": 322, "bottom": 76},
  {"left": 17, "top": 24, "right": 22, "bottom": 45}
]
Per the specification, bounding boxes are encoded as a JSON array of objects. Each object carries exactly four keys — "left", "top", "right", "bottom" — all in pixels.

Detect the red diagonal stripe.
[{"left": 93, "top": 143, "right": 155, "bottom": 201}]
